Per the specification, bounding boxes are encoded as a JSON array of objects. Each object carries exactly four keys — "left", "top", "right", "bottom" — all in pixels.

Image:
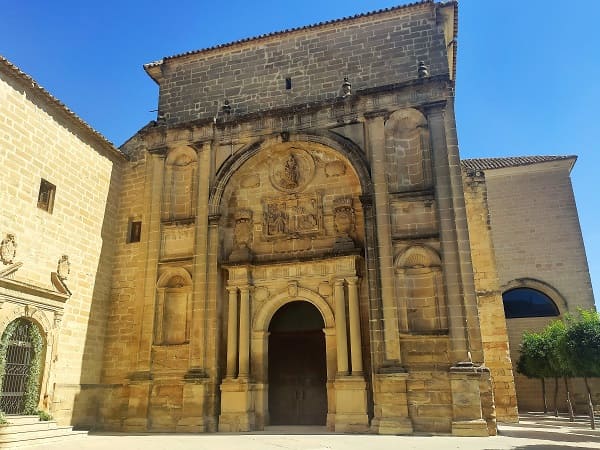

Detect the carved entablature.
[{"left": 262, "top": 193, "right": 323, "bottom": 240}]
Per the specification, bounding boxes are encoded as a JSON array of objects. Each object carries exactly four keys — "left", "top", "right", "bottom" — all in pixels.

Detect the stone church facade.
[{"left": 0, "top": 0, "right": 596, "bottom": 438}]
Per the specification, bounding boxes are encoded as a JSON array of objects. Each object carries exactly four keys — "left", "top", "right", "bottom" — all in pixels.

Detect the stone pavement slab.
[{"left": 23, "top": 419, "right": 600, "bottom": 450}]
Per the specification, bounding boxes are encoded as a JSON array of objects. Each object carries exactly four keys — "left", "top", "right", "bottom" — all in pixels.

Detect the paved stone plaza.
[{"left": 34, "top": 416, "right": 600, "bottom": 450}]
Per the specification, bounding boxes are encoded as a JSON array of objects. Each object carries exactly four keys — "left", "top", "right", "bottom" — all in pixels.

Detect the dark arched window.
[{"left": 502, "top": 288, "right": 560, "bottom": 319}]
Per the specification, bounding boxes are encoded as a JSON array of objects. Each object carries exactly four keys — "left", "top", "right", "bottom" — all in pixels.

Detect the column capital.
[
  {"left": 346, "top": 276, "right": 359, "bottom": 286},
  {"left": 226, "top": 286, "right": 238, "bottom": 294},
  {"left": 333, "top": 278, "right": 346, "bottom": 287},
  {"left": 422, "top": 100, "right": 447, "bottom": 117},
  {"left": 238, "top": 285, "right": 252, "bottom": 294},
  {"left": 363, "top": 110, "right": 390, "bottom": 121}
]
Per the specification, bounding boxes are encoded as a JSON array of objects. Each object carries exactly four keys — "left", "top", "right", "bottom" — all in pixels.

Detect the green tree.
[
  {"left": 517, "top": 331, "right": 553, "bottom": 413},
  {"left": 563, "top": 309, "right": 600, "bottom": 429},
  {"left": 543, "top": 320, "right": 574, "bottom": 421}
]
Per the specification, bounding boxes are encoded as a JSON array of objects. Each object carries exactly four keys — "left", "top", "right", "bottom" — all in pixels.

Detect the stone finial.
[
  {"left": 0, "top": 234, "right": 17, "bottom": 265},
  {"left": 57, "top": 255, "right": 70, "bottom": 280},
  {"left": 418, "top": 61, "right": 429, "bottom": 78},
  {"left": 222, "top": 100, "right": 232, "bottom": 114},
  {"left": 341, "top": 76, "right": 352, "bottom": 98}
]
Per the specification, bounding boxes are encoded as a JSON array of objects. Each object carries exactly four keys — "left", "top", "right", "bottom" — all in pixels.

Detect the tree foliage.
[{"left": 562, "top": 309, "right": 600, "bottom": 378}]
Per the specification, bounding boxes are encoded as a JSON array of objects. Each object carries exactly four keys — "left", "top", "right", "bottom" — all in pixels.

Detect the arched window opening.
[{"left": 502, "top": 288, "right": 560, "bottom": 319}]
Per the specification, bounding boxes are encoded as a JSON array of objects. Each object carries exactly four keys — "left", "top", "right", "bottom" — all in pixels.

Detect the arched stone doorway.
[
  {"left": 268, "top": 301, "right": 327, "bottom": 425},
  {"left": 0, "top": 318, "right": 44, "bottom": 414}
]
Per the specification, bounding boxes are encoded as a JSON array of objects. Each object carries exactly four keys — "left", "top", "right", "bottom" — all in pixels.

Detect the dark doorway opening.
[{"left": 268, "top": 301, "right": 327, "bottom": 425}]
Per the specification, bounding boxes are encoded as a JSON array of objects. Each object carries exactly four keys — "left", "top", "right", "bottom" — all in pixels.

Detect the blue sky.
[{"left": 2, "top": 1, "right": 599, "bottom": 307}]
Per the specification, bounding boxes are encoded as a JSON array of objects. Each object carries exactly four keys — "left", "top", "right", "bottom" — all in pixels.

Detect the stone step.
[
  {"left": 1, "top": 429, "right": 87, "bottom": 449},
  {"left": 2, "top": 415, "right": 42, "bottom": 425},
  {"left": 0, "top": 419, "right": 57, "bottom": 433},
  {"left": 0, "top": 423, "right": 87, "bottom": 447}
]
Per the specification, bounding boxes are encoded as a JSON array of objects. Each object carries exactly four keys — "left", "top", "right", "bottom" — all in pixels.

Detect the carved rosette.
[
  {"left": 269, "top": 148, "right": 315, "bottom": 193},
  {"left": 0, "top": 234, "right": 17, "bottom": 265},
  {"left": 57, "top": 255, "right": 70, "bottom": 280}
]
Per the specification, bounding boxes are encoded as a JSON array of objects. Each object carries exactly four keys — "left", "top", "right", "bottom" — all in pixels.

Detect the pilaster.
[{"left": 364, "top": 113, "right": 401, "bottom": 365}]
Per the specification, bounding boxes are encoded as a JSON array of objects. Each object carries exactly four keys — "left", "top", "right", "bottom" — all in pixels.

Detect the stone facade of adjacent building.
[
  {"left": 463, "top": 156, "right": 598, "bottom": 413},
  {"left": 0, "top": 0, "right": 595, "bottom": 438},
  {"left": 0, "top": 56, "right": 125, "bottom": 425}
]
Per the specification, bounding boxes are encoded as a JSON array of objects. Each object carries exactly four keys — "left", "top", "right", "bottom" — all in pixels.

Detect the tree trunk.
[
  {"left": 564, "top": 377, "right": 574, "bottom": 422},
  {"left": 541, "top": 378, "right": 548, "bottom": 414},
  {"left": 584, "top": 376, "right": 595, "bottom": 430},
  {"left": 554, "top": 377, "right": 559, "bottom": 417}
]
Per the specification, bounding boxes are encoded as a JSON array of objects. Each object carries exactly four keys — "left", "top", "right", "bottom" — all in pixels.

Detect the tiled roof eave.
[
  {"left": 0, "top": 55, "right": 126, "bottom": 160},
  {"left": 143, "top": 1, "right": 446, "bottom": 72},
  {"left": 461, "top": 155, "right": 577, "bottom": 172}
]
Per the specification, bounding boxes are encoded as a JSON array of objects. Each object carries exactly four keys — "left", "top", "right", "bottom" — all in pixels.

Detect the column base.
[
  {"left": 218, "top": 378, "right": 256, "bottom": 432},
  {"left": 371, "top": 417, "right": 414, "bottom": 435},
  {"left": 449, "top": 364, "right": 493, "bottom": 436},
  {"left": 451, "top": 419, "right": 490, "bottom": 437},
  {"left": 334, "top": 376, "right": 369, "bottom": 433},
  {"left": 371, "top": 371, "right": 413, "bottom": 435}
]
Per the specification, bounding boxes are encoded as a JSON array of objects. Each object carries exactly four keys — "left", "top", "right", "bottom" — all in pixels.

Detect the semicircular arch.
[
  {"left": 253, "top": 287, "right": 335, "bottom": 332},
  {"left": 501, "top": 277, "right": 568, "bottom": 315},
  {"left": 209, "top": 131, "right": 372, "bottom": 211}
]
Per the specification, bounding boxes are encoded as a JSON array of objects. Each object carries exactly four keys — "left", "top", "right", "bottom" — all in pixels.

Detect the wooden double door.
[{"left": 268, "top": 329, "right": 327, "bottom": 425}]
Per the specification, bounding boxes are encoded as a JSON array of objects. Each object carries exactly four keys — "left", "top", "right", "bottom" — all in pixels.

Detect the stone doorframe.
[{"left": 252, "top": 287, "right": 336, "bottom": 429}]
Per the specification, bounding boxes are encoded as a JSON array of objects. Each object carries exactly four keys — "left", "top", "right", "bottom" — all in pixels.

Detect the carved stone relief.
[
  {"left": 325, "top": 160, "right": 346, "bottom": 177},
  {"left": 0, "top": 234, "right": 16, "bottom": 265},
  {"left": 269, "top": 148, "right": 315, "bottom": 193},
  {"left": 263, "top": 193, "right": 323, "bottom": 240},
  {"left": 230, "top": 209, "right": 254, "bottom": 262},
  {"left": 57, "top": 255, "right": 70, "bottom": 280},
  {"left": 333, "top": 197, "right": 356, "bottom": 251}
]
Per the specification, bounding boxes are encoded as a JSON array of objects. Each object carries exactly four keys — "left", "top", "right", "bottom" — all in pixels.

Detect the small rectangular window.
[
  {"left": 128, "top": 220, "right": 142, "bottom": 243},
  {"left": 37, "top": 179, "right": 56, "bottom": 213},
  {"left": 285, "top": 77, "right": 292, "bottom": 90}
]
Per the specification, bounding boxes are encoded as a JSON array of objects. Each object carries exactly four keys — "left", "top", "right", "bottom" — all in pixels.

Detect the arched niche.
[
  {"left": 162, "top": 147, "right": 198, "bottom": 221},
  {"left": 155, "top": 268, "right": 193, "bottom": 345},
  {"left": 394, "top": 245, "right": 447, "bottom": 333},
  {"left": 384, "top": 108, "right": 432, "bottom": 192}
]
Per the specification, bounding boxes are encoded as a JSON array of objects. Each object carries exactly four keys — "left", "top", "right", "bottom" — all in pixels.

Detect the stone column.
[
  {"left": 364, "top": 113, "right": 401, "bottom": 364},
  {"left": 226, "top": 286, "right": 238, "bottom": 378},
  {"left": 334, "top": 279, "right": 349, "bottom": 375},
  {"left": 443, "top": 97, "right": 484, "bottom": 363},
  {"left": 347, "top": 277, "right": 363, "bottom": 375},
  {"left": 189, "top": 141, "right": 211, "bottom": 374},
  {"left": 238, "top": 286, "right": 251, "bottom": 378},
  {"left": 133, "top": 152, "right": 165, "bottom": 375},
  {"left": 425, "top": 103, "right": 469, "bottom": 364}
]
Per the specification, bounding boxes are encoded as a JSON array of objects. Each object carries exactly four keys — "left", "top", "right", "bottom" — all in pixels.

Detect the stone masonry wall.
[
  {"left": 462, "top": 170, "right": 518, "bottom": 422},
  {"left": 484, "top": 161, "right": 596, "bottom": 412},
  {"left": 0, "top": 65, "right": 123, "bottom": 425},
  {"left": 153, "top": 2, "right": 449, "bottom": 125}
]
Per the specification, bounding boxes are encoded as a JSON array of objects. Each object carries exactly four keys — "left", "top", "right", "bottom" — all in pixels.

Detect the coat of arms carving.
[
  {"left": 57, "top": 254, "right": 70, "bottom": 280},
  {"left": 0, "top": 234, "right": 16, "bottom": 265}
]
